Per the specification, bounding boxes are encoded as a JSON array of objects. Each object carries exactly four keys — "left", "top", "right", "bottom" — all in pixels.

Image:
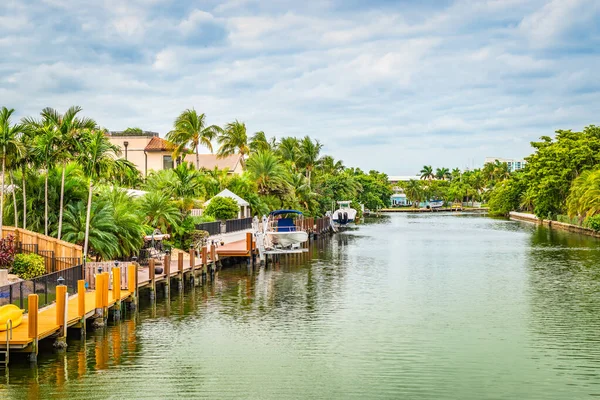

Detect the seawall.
[{"left": 509, "top": 211, "right": 600, "bottom": 239}]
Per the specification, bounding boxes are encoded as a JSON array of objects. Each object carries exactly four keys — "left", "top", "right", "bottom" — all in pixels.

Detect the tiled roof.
[
  {"left": 183, "top": 153, "right": 243, "bottom": 172},
  {"left": 144, "top": 136, "right": 175, "bottom": 152}
]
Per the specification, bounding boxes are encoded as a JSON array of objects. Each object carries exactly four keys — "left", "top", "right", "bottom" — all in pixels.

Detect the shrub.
[
  {"left": 204, "top": 196, "right": 239, "bottom": 221},
  {"left": 587, "top": 215, "right": 600, "bottom": 232},
  {"left": 12, "top": 253, "right": 46, "bottom": 279},
  {"left": 0, "top": 234, "right": 16, "bottom": 268},
  {"left": 190, "top": 230, "right": 210, "bottom": 249},
  {"left": 192, "top": 215, "right": 216, "bottom": 224}
]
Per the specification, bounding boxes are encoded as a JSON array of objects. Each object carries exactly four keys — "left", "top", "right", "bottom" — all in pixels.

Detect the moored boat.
[
  {"left": 265, "top": 210, "right": 309, "bottom": 248},
  {"left": 332, "top": 201, "right": 357, "bottom": 229}
]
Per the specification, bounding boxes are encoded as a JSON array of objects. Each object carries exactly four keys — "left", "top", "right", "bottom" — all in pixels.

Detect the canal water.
[{"left": 2, "top": 213, "right": 600, "bottom": 399}]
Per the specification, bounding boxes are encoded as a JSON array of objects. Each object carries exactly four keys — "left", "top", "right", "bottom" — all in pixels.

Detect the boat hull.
[{"left": 268, "top": 231, "right": 309, "bottom": 247}]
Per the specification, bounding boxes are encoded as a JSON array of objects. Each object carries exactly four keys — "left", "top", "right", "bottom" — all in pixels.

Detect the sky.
[{"left": 1, "top": 0, "right": 599, "bottom": 175}]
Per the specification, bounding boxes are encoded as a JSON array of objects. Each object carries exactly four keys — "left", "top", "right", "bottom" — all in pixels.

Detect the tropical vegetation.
[{"left": 0, "top": 105, "right": 393, "bottom": 261}]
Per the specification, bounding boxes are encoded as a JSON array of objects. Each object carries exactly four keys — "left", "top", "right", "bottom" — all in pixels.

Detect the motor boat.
[
  {"left": 428, "top": 200, "right": 444, "bottom": 210},
  {"left": 265, "top": 210, "right": 309, "bottom": 248},
  {"left": 332, "top": 201, "right": 357, "bottom": 229}
]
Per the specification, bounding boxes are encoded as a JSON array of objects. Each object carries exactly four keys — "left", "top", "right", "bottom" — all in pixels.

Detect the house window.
[{"left": 163, "top": 155, "right": 174, "bottom": 170}]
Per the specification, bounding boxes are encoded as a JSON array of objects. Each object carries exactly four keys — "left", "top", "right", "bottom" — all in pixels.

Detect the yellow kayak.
[{"left": 0, "top": 304, "right": 24, "bottom": 331}]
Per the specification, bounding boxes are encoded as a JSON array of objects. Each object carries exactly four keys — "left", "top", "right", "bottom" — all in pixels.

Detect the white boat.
[
  {"left": 332, "top": 201, "right": 357, "bottom": 229},
  {"left": 428, "top": 200, "right": 444, "bottom": 209},
  {"left": 265, "top": 210, "right": 309, "bottom": 248}
]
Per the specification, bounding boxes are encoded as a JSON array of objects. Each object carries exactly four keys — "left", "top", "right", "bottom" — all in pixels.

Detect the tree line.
[{"left": 0, "top": 106, "right": 392, "bottom": 261}]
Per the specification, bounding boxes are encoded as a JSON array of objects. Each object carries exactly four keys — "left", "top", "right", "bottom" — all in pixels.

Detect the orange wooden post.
[
  {"left": 102, "top": 272, "right": 110, "bottom": 309},
  {"left": 56, "top": 285, "right": 67, "bottom": 326},
  {"left": 78, "top": 280, "right": 86, "bottom": 318},
  {"left": 210, "top": 244, "right": 216, "bottom": 262},
  {"left": 112, "top": 267, "right": 121, "bottom": 301},
  {"left": 127, "top": 263, "right": 136, "bottom": 294},
  {"left": 177, "top": 252, "right": 184, "bottom": 289},
  {"left": 149, "top": 259, "right": 156, "bottom": 300},
  {"left": 164, "top": 254, "right": 171, "bottom": 293},
  {"left": 246, "top": 232, "right": 252, "bottom": 255},
  {"left": 95, "top": 273, "right": 103, "bottom": 310},
  {"left": 189, "top": 246, "right": 195, "bottom": 269},
  {"left": 28, "top": 294, "right": 39, "bottom": 339}
]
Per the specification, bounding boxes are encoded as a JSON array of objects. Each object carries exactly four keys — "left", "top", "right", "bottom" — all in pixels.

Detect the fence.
[
  {"left": 2, "top": 226, "right": 82, "bottom": 259},
  {"left": 225, "top": 217, "right": 253, "bottom": 233},
  {"left": 15, "top": 242, "right": 81, "bottom": 274},
  {"left": 84, "top": 262, "right": 130, "bottom": 291},
  {"left": 0, "top": 263, "right": 83, "bottom": 309},
  {"left": 195, "top": 221, "right": 221, "bottom": 236}
]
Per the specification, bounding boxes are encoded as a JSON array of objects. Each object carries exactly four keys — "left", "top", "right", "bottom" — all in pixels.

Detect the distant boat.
[
  {"left": 429, "top": 200, "right": 444, "bottom": 209},
  {"left": 265, "top": 210, "right": 309, "bottom": 248},
  {"left": 332, "top": 201, "right": 357, "bottom": 229}
]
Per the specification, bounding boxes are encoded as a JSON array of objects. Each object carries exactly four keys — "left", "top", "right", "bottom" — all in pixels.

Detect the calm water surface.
[{"left": 2, "top": 213, "right": 600, "bottom": 399}]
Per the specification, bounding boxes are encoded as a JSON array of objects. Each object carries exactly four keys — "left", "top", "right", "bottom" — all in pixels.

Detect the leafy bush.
[
  {"left": 587, "top": 215, "right": 600, "bottom": 232},
  {"left": 204, "top": 197, "right": 239, "bottom": 221},
  {"left": 190, "top": 230, "right": 210, "bottom": 249},
  {"left": 0, "top": 234, "right": 16, "bottom": 268},
  {"left": 192, "top": 215, "right": 216, "bottom": 224},
  {"left": 12, "top": 253, "right": 46, "bottom": 279}
]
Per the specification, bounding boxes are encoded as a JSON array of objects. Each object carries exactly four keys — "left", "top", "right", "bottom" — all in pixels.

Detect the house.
[
  {"left": 204, "top": 189, "right": 251, "bottom": 219},
  {"left": 108, "top": 131, "right": 175, "bottom": 177},
  {"left": 484, "top": 157, "right": 526, "bottom": 172},
  {"left": 183, "top": 153, "right": 244, "bottom": 175},
  {"left": 108, "top": 131, "right": 244, "bottom": 177}
]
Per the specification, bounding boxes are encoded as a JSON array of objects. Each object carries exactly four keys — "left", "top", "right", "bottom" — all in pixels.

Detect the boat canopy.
[{"left": 269, "top": 209, "right": 303, "bottom": 216}]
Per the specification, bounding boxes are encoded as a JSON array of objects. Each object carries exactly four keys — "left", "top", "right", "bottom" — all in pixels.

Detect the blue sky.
[{"left": 1, "top": 0, "right": 599, "bottom": 174}]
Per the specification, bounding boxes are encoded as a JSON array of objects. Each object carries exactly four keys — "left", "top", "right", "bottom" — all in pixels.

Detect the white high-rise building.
[{"left": 484, "top": 157, "right": 526, "bottom": 172}]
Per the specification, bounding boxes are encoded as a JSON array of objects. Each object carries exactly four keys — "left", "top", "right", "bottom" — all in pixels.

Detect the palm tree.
[
  {"left": 28, "top": 106, "right": 97, "bottom": 240},
  {"left": 245, "top": 150, "right": 288, "bottom": 195},
  {"left": 405, "top": 179, "right": 424, "bottom": 207},
  {"left": 277, "top": 137, "right": 300, "bottom": 169},
  {"left": 77, "top": 129, "right": 120, "bottom": 260},
  {"left": 13, "top": 123, "right": 38, "bottom": 230},
  {"left": 298, "top": 136, "right": 323, "bottom": 189},
  {"left": 420, "top": 165, "right": 434, "bottom": 180},
  {"left": 217, "top": 120, "right": 250, "bottom": 159},
  {"left": 318, "top": 155, "right": 345, "bottom": 175},
  {"left": 138, "top": 191, "right": 181, "bottom": 233},
  {"left": 435, "top": 167, "right": 450, "bottom": 180},
  {"left": 0, "top": 107, "right": 25, "bottom": 236},
  {"left": 33, "top": 124, "right": 61, "bottom": 236},
  {"left": 167, "top": 109, "right": 221, "bottom": 169},
  {"left": 249, "top": 131, "right": 274, "bottom": 153}
]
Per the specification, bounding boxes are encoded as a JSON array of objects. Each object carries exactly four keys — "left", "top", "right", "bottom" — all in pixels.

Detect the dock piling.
[
  {"left": 164, "top": 254, "right": 171, "bottom": 296},
  {"left": 78, "top": 280, "right": 86, "bottom": 333},
  {"left": 149, "top": 259, "right": 156, "bottom": 301},
  {"left": 177, "top": 252, "right": 184, "bottom": 290},
  {"left": 55, "top": 284, "right": 67, "bottom": 349},
  {"left": 112, "top": 267, "right": 121, "bottom": 320},
  {"left": 27, "top": 294, "right": 39, "bottom": 362}
]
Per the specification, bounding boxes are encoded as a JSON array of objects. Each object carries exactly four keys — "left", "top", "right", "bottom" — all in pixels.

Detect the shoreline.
[
  {"left": 379, "top": 207, "right": 489, "bottom": 213},
  {"left": 509, "top": 211, "right": 600, "bottom": 239}
]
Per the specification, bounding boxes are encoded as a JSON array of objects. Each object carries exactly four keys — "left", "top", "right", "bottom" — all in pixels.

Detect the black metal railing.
[
  {"left": 225, "top": 217, "right": 253, "bottom": 233},
  {"left": 195, "top": 221, "right": 221, "bottom": 236},
  {"left": 0, "top": 264, "right": 83, "bottom": 309},
  {"left": 14, "top": 241, "right": 81, "bottom": 273}
]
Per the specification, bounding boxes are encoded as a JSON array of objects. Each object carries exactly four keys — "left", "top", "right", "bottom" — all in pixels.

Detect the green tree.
[
  {"left": 138, "top": 191, "right": 181, "bottom": 233},
  {"left": 167, "top": 109, "right": 221, "bottom": 169},
  {"left": 420, "top": 165, "right": 434, "bottom": 180},
  {"left": 0, "top": 107, "right": 25, "bottom": 236},
  {"left": 405, "top": 179, "right": 424, "bottom": 207},
  {"left": 217, "top": 120, "right": 250, "bottom": 158},
  {"left": 249, "top": 131, "right": 274, "bottom": 153},
  {"left": 204, "top": 196, "right": 239, "bottom": 221},
  {"left": 77, "top": 129, "right": 120, "bottom": 259},
  {"left": 298, "top": 136, "right": 322, "bottom": 189},
  {"left": 246, "top": 150, "right": 288, "bottom": 196},
  {"left": 435, "top": 167, "right": 450, "bottom": 180}
]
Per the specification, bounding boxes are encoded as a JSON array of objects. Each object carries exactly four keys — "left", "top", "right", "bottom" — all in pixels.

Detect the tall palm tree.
[
  {"left": 277, "top": 137, "right": 300, "bottom": 169},
  {"left": 167, "top": 109, "right": 221, "bottom": 169},
  {"left": 435, "top": 167, "right": 450, "bottom": 180},
  {"left": 420, "top": 165, "right": 434, "bottom": 180},
  {"left": 249, "top": 131, "right": 274, "bottom": 153},
  {"left": 0, "top": 107, "right": 25, "bottom": 236},
  {"left": 77, "top": 129, "right": 120, "bottom": 260},
  {"left": 138, "top": 191, "right": 181, "bottom": 233},
  {"left": 217, "top": 120, "right": 250, "bottom": 159},
  {"left": 14, "top": 123, "right": 38, "bottom": 230},
  {"left": 405, "top": 179, "right": 424, "bottom": 207},
  {"left": 298, "top": 136, "right": 322, "bottom": 189},
  {"left": 29, "top": 106, "right": 97, "bottom": 240},
  {"left": 245, "top": 150, "right": 288, "bottom": 196},
  {"left": 318, "top": 155, "right": 345, "bottom": 175},
  {"left": 33, "top": 124, "right": 61, "bottom": 236}
]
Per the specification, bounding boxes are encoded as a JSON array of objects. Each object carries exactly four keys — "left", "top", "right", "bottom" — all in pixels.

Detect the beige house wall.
[{"left": 109, "top": 135, "right": 173, "bottom": 177}]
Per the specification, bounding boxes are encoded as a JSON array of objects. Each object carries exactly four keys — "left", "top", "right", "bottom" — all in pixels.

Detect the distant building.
[
  {"left": 108, "top": 131, "right": 244, "bottom": 177},
  {"left": 484, "top": 157, "right": 526, "bottom": 172}
]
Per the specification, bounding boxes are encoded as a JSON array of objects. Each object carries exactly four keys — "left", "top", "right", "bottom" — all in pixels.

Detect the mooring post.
[
  {"left": 189, "top": 245, "right": 196, "bottom": 285},
  {"left": 77, "top": 279, "right": 86, "bottom": 334},
  {"left": 149, "top": 258, "right": 156, "bottom": 301},
  {"left": 95, "top": 272, "right": 103, "bottom": 316},
  {"left": 55, "top": 284, "right": 68, "bottom": 349},
  {"left": 102, "top": 272, "right": 109, "bottom": 323},
  {"left": 112, "top": 267, "right": 121, "bottom": 320},
  {"left": 177, "top": 251, "right": 184, "bottom": 289},
  {"left": 127, "top": 263, "right": 137, "bottom": 310},
  {"left": 210, "top": 244, "right": 216, "bottom": 280},
  {"left": 164, "top": 254, "right": 171, "bottom": 296},
  {"left": 201, "top": 246, "right": 207, "bottom": 282},
  {"left": 28, "top": 294, "right": 39, "bottom": 362}
]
